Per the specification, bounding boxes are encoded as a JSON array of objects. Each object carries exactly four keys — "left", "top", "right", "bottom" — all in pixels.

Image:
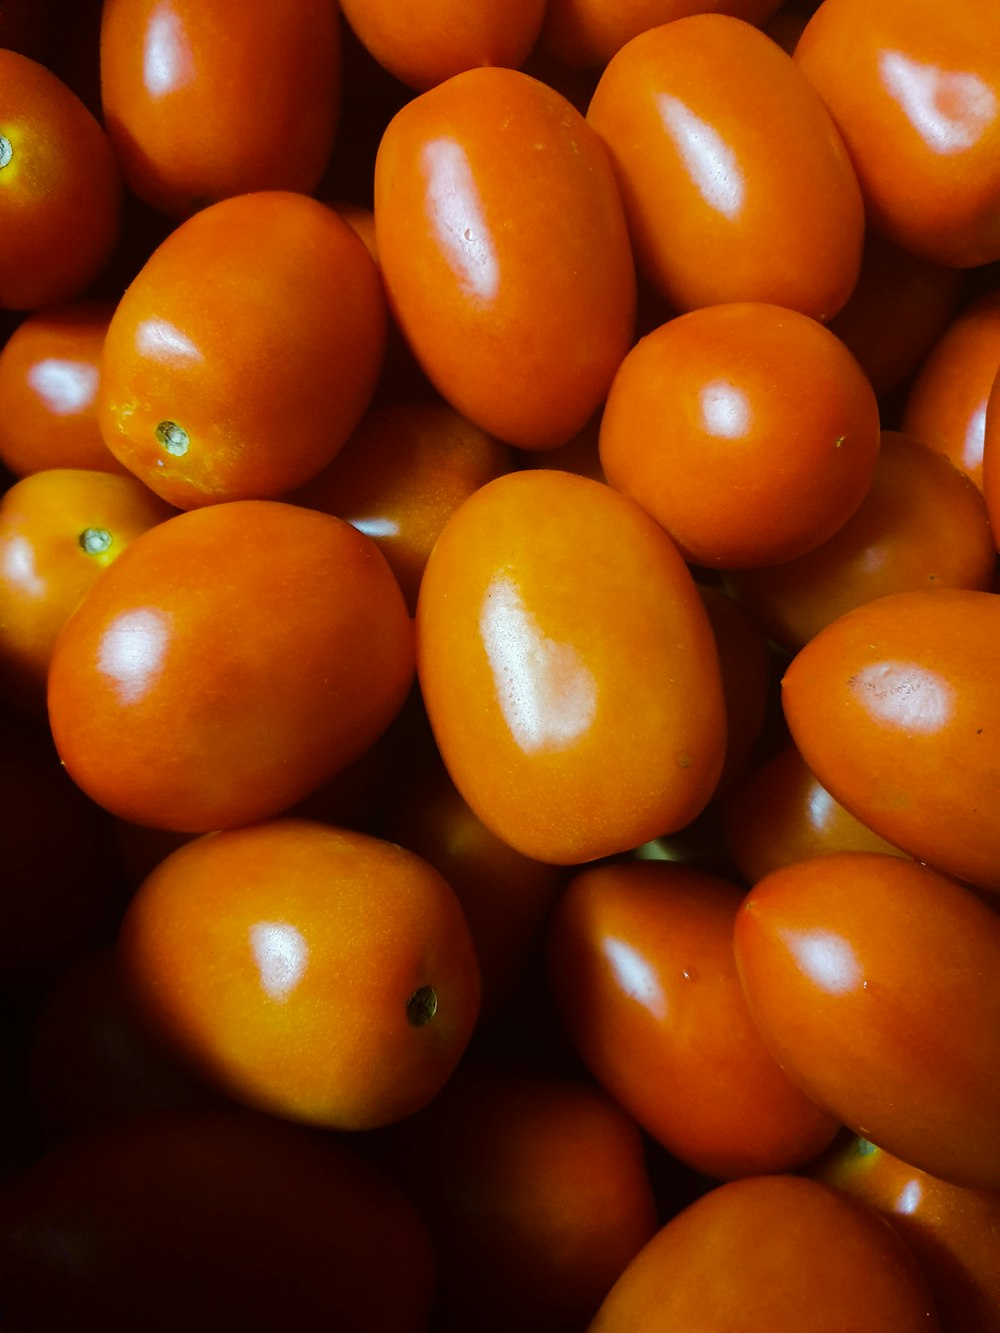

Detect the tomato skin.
[
  {"left": 795, "top": 0, "right": 1000, "bottom": 268},
  {"left": 47, "top": 500, "right": 414, "bottom": 833},
  {"left": 734, "top": 851, "right": 1000, "bottom": 1191},
  {"left": 416, "top": 470, "right": 727, "bottom": 864},
  {"left": 117, "top": 820, "right": 481, "bottom": 1130},
  {"left": 100, "top": 0, "right": 341, "bottom": 218},
  {"left": 781, "top": 588, "right": 1000, "bottom": 892},
  {"left": 589, "top": 1174, "right": 940, "bottom": 1332},
  {"left": 373, "top": 67, "right": 636, "bottom": 450},
  {"left": 983, "top": 366, "right": 1000, "bottom": 539},
  {"left": 586, "top": 15, "right": 864, "bottom": 320},
  {"left": 98, "top": 192, "right": 386, "bottom": 509}
]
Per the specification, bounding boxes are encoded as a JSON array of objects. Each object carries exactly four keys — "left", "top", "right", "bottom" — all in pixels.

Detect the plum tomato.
[
  {"left": 117, "top": 820, "right": 481, "bottom": 1130},
  {"left": 416, "top": 469, "right": 727, "bottom": 864},
  {"left": 373, "top": 67, "right": 636, "bottom": 450},
  {"left": 734, "top": 851, "right": 1000, "bottom": 1191},
  {"left": 46, "top": 500, "right": 414, "bottom": 833},
  {"left": 98, "top": 191, "right": 386, "bottom": 508},
  {"left": 781, "top": 588, "right": 1000, "bottom": 892},
  {"left": 586, "top": 15, "right": 864, "bottom": 319},
  {"left": 598, "top": 303, "right": 880, "bottom": 569}
]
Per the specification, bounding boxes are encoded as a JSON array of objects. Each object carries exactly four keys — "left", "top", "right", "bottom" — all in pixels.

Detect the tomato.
[
  {"left": 0, "top": 468, "right": 175, "bottom": 717},
  {"left": 586, "top": 15, "right": 864, "bottom": 320},
  {"left": 0, "top": 1107, "right": 435, "bottom": 1332},
  {"left": 598, "top": 303, "right": 880, "bottom": 568},
  {"left": 794, "top": 0, "right": 1000, "bottom": 268},
  {"left": 98, "top": 192, "right": 387, "bottom": 508},
  {"left": 697, "top": 583, "right": 771, "bottom": 793},
  {"left": 547, "top": 861, "right": 838, "bottom": 1179},
  {"left": 781, "top": 588, "right": 1000, "bottom": 892},
  {"left": 0, "top": 48, "right": 121, "bottom": 310},
  {"left": 47, "top": 500, "right": 414, "bottom": 832},
  {"left": 590, "top": 1174, "right": 939, "bottom": 1332},
  {"left": 99, "top": 0, "right": 341, "bottom": 218},
  {"left": 416, "top": 470, "right": 727, "bottom": 864},
  {"left": 373, "top": 67, "right": 636, "bottom": 449},
  {"left": 117, "top": 819, "right": 481, "bottom": 1130},
  {"left": 727, "top": 430, "right": 996, "bottom": 650},
  {"left": 735, "top": 851, "right": 1000, "bottom": 1190},
  {"left": 983, "top": 365, "right": 1000, "bottom": 537},
  {"left": 408, "top": 1070, "right": 658, "bottom": 1332}
]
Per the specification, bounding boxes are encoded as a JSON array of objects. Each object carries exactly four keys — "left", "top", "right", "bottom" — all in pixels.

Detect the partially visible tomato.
[{"left": 697, "top": 583, "right": 771, "bottom": 794}]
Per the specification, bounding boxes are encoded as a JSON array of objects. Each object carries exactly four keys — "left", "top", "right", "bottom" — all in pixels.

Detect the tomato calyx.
[
  {"left": 156, "top": 420, "right": 190, "bottom": 457},
  {"left": 406, "top": 985, "right": 438, "bottom": 1027},
  {"left": 0, "top": 136, "right": 12, "bottom": 169},
  {"left": 79, "top": 527, "right": 113, "bottom": 555}
]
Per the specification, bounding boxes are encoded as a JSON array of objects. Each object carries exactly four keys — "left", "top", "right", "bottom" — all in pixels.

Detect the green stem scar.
[
  {"left": 156, "top": 420, "right": 190, "bottom": 456},
  {"left": 79, "top": 527, "right": 113, "bottom": 555},
  {"left": 0, "top": 137, "right": 12, "bottom": 169},
  {"left": 406, "top": 985, "right": 438, "bottom": 1027}
]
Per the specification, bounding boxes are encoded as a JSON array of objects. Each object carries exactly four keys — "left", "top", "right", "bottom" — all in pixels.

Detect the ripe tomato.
[
  {"left": 598, "top": 303, "right": 880, "bottom": 568},
  {"left": 118, "top": 820, "right": 481, "bottom": 1129},
  {"left": 795, "top": 0, "right": 1000, "bottom": 267},
  {"left": 0, "top": 48, "right": 121, "bottom": 310},
  {"left": 983, "top": 366, "right": 1000, "bottom": 536},
  {"left": 373, "top": 67, "right": 636, "bottom": 449},
  {"left": 697, "top": 583, "right": 771, "bottom": 794},
  {"left": 100, "top": 0, "right": 341, "bottom": 218},
  {"left": 586, "top": 15, "right": 864, "bottom": 319},
  {"left": 416, "top": 469, "right": 727, "bottom": 864},
  {"left": 47, "top": 500, "right": 414, "bottom": 832},
  {"left": 735, "top": 851, "right": 1000, "bottom": 1191},
  {"left": 98, "top": 192, "right": 387, "bottom": 508},
  {"left": 781, "top": 588, "right": 1000, "bottom": 892}
]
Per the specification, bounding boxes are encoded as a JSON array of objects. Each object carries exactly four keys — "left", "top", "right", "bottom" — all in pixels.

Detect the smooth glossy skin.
[
  {"left": 727, "top": 430, "right": 996, "bottom": 650},
  {"left": 599, "top": 303, "right": 881, "bottom": 569},
  {"left": 0, "top": 48, "right": 121, "bottom": 310},
  {"left": 983, "top": 367, "right": 1000, "bottom": 540},
  {"left": 589, "top": 1174, "right": 940, "bottom": 1332},
  {"left": 47, "top": 501, "right": 414, "bottom": 832},
  {"left": 735, "top": 851, "right": 1000, "bottom": 1190},
  {"left": 409, "top": 1070, "right": 658, "bottom": 1332},
  {"left": 0, "top": 468, "right": 175, "bottom": 717},
  {"left": 416, "top": 470, "right": 727, "bottom": 864},
  {"left": 723, "top": 742, "right": 908, "bottom": 885},
  {"left": 902, "top": 290, "right": 1000, "bottom": 492},
  {"left": 547, "top": 861, "right": 838, "bottom": 1179},
  {"left": 795, "top": 0, "right": 1000, "bottom": 267},
  {"left": 118, "top": 820, "right": 481, "bottom": 1129},
  {"left": 587, "top": 15, "right": 864, "bottom": 319},
  {"left": 374, "top": 67, "right": 636, "bottom": 449},
  {"left": 782, "top": 588, "right": 1000, "bottom": 891},
  {"left": 0, "top": 301, "right": 124, "bottom": 476},
  {"left": 99, "top": 192, "right": 387, "bottom": 508},
  {"left": 810, "top": 1135, "right": 1000, "bottom": 1333},
  {"left": 100, "top": 0, "right": 341, "bottom": 217},
  {"left": 0, "top": 1108, "right": 436, "bottom": 1332}
]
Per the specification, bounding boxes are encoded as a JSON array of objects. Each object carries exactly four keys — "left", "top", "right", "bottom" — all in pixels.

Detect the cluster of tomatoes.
[{"left": 0, "top": 0, "right": 998, "bottom": 1328}]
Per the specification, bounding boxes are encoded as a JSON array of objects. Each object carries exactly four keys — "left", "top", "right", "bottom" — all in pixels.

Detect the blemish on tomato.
[
  {"left": 406, "top": 985, "right": 438, "bottom": 1027},
  {"left": 156, "top": 420, "right": 190, "bottom": 456}
]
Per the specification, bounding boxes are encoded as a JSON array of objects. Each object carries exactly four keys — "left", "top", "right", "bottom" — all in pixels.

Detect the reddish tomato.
[
  {"left": 795, "top": 0, "right": 1000, "bottom": 267},
  {"left": 118, "top": 820, "right": 481, "bottom": 1129},
  {"left": 100, "top": 0, "right": 341, "bottom": 218},
  {"left": 547, "top": 861, "right": 838, "bottom": 1179},
  {"left": 47, "top": 501, "right": 413, "bottom": 832},
  {"left": 0, "top": 468, "right": 175, "bottom": 717},
  {"left": 98, "top": 192, "right": 386, "bottom": 508},
  {"left": 0, "top": 1108, "right": 435, "bottom": 1333},
  {"left": 598, "top": 303, "right": 880, "bottom": 568},
  {"left": 416, "top": 470, "right": 727, "bottom": 864},
  {"left": 408, "top": 1070, "right": 658, "bottom": 1332},
  {"left": 586, "top": 15, "right": 864, "bottom": 319},
  {"left": 727, "top": 430, "right": 996, "bottom": 650},
  {"left": 810, "top": 1135, "right": 1000, "bottom": 1333},
  {"left": 983, "top": 365, "right": 1000, "bottom": 537},
  {"left": 781, "top": 588, "right": 1000, "bottom": 892},
  {"left": 373, "top": 67, "right": 636, "bottom": 449},
  {"left": 0, "top": 48, "right": 121, "bottom": 310},
  {"left": 698, "top": 583, "right": 771, "bottom": 793},
  {"left": 589, "top": 1174, "right": 939, "bottom": 1331},
  {"left": 735, "top": 851, "right": 1000, "bottom": 1190},
  {"left": 0, "top": 301, "right": 124, "bottom": 476}
]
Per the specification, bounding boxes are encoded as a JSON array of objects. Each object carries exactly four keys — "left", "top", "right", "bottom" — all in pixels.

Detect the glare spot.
[
  {"left": 351, "top": 515, "right": 400, "bottom": 540},
  {"left": 249, "top": 921, "right": 309, "bottom": 1000},
  {"left": 27, "top": 359, "right": 98, "bottom": 415},
  {"left": 97, "top": 607, "right": 170, "bottom": 704},
  {"left": 895, "top": 1179, "right": 923, "bottom": 1216},
  {"left": 805, "top": 782, "right": 835, "bottom": 834},
  {"left": 963, "top": 402, "right": 987, "bottom": 475},
  {"left": 603, "top": 937, "right": 665, "bottom": 1018},
  {"left": 879, "top": 51, "right": 997, "bottom": 154},
  {"left": 479, "top": 574, "right": 597, "bottom": 754},
  {"left": 849, "top": 662, "right": 954, "bottom": 734},
  {"left": 143, "top": 4, "right": 195, "bottom": 97},
  {"left": 2, "top": 535, "right": 44, "bottom": 597},
  {"left": 136, "top": 318, "right": 202, "bottom": 362},
  {"left": 785, "top": 928, "right": 862, "bottom": 995},
  {"left": 422, "top": 138, "right": 499, "bottom": 302},
  {"left": 700, "top": 381, "right": 751, "bottom": 439},
  {"left": 656, "top": 95, "right": 745, "bottom": 219}
]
